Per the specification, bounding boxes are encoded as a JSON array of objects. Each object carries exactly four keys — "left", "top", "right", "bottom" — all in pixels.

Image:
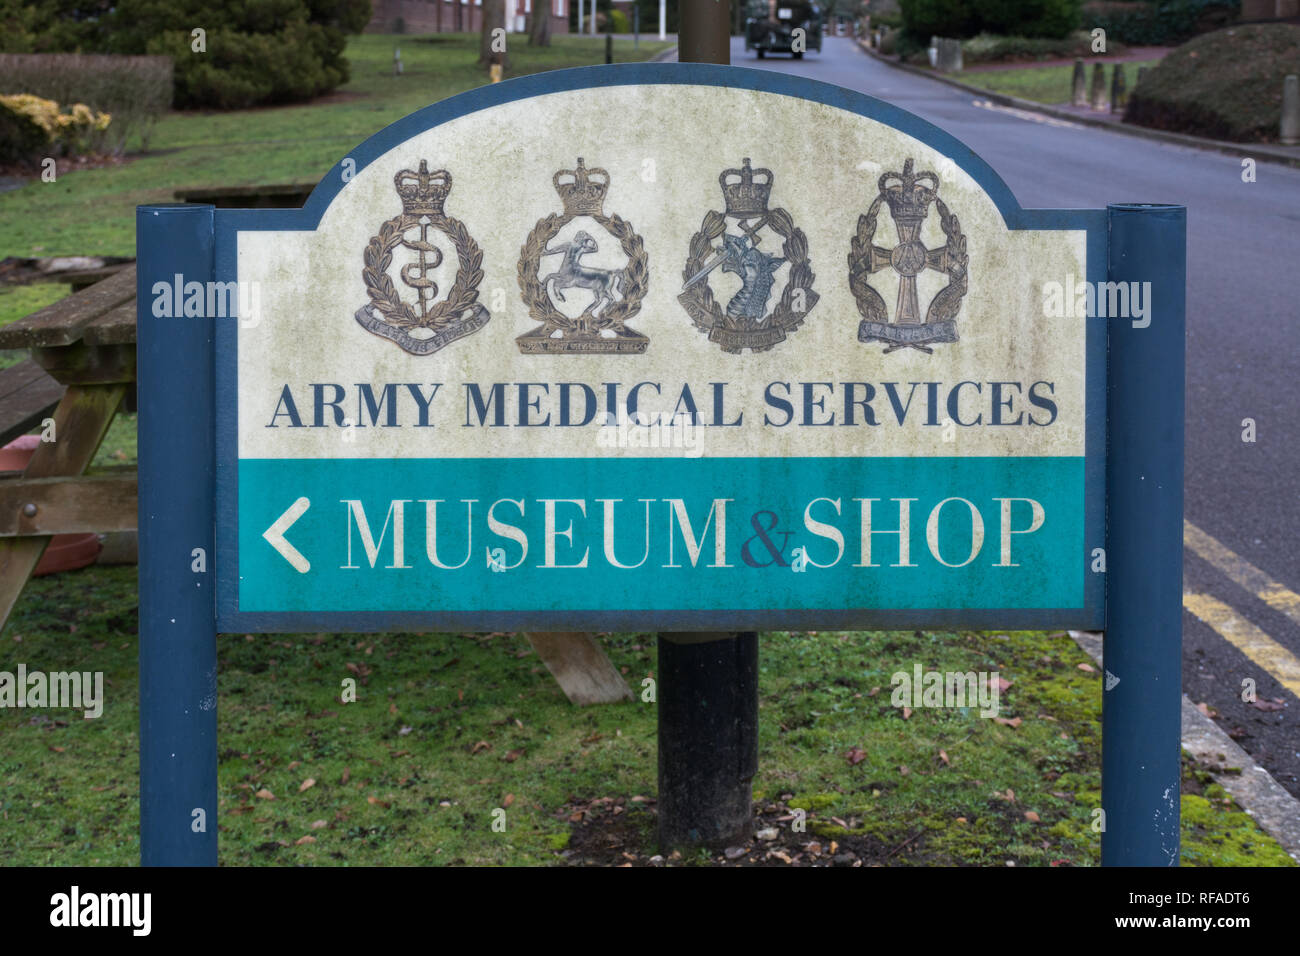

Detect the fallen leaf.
[
  {"left": 504, "top": 748, "right": 525, "bottom": 762},
  {"left": 255, "top": 788, "right": 275, "bottom": 800},
  {"left": 1024, "top": 811, "right": 1040, "bottom": 822},
  {"left": 996, "top": 676, "right": 1012, "bottom": 693},
  {"left": 50, "top": 746, "right": 65, "bottom": 753},
  {"left": 341, "top": 767, "right": 350, "bottom": 785},
  {"left": 1251, "top": 699, "right": 1285, "bottom": 712},
  {"left": 398, "top": 725, "right": 413, "bottom": 736},
  {"left": 902, "top": 706, "right": 912, "bottom": 720},
  {"left": 366, "top": 795, "right": 390, "bottom": 808},
  {"left": 389, "top": 702, "right": 398, "bottom": 715},
  {"left": 288, "top": 761, "right": 300, "bottom": 771},
  {"left": 503, "top": 793, "right": 515, "bottom": 808},
  {"left": 1077, "top": 663, "right": 1095, "bottom": 673},
  {"left": 938, "top": 749, "right": 950, "bottom": 765},
  {"left": 845, "top": 746, "right": 867, "bottom": 765},
  {"left": 295, "top": 835, "right": 316, "bottom": 845},
  {"left": 470, "top": 740, "right": 491, "bottom": 755},
  {"left": 994, "top": 716, "right": 1022, "bottom": 728},
  {"left": 310, "top": 819, "right": 328, "bottom": 829},
  {"left": 299, "top": 778, "right": 315, "bottom": 792},
  {"left": 867, "top": 686, "right": 881, "bottom": 697}
]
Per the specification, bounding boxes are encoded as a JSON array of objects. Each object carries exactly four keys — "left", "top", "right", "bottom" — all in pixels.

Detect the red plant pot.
[{"left": 0, "top": 434, "right": 103, "bottom": 576}]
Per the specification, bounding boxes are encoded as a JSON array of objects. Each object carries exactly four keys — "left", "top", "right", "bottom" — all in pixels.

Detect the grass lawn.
[
  {"left": 0, "top": 32, "right": 671, "bottom": 367},
  {"left": 0, "top": 33, "right": 673, "bottom": 261},
  {"left": 954, "top": 59, "right": 1162, "bottom": 106},
  {"left": 2, "top": 563, "right": 1293, "bottom": 866}
]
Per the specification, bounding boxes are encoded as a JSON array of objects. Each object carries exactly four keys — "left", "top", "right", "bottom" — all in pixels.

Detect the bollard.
[
  {"left": 1282, "top": 74, "right": 1299, "bottom": 146},
  {"left": 1072, "top": 59, "right": 1087, "bottom": 107},
  {"left": 935, "top": 37, "right": 962, "bottom": 73},
  {"left": 393, "top": 47, "right": 402, "bottom": 76},
  {"left": 605, "top": 33, "right": 613, "bottom": 65},
  {"left": 1110, "top": 64, "right": 1126, "bottom": 114},
  {"left": 1090, "top": 63, "right": 1109, "bottom": 111}
]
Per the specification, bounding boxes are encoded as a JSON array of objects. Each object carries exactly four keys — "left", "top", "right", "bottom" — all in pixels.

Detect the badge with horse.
[
  {"left": 678, "top": 158, "right": 818, "bottom": 354},
  {"left": 516, "top": 158, "right": 650, "bottom": 354}
]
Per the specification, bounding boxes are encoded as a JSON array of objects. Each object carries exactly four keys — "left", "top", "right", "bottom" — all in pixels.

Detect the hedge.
[{"left": 0, "top": 53, "right": 172, "bottom": 154}]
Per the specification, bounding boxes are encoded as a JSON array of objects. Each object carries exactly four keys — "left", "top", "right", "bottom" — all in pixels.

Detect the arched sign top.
[
  {"left": 287, "top": 64, "right": 1033, "bottom": 233},
  {"left": 210, "top": 60, "right": 1108, "bottom": 633}
]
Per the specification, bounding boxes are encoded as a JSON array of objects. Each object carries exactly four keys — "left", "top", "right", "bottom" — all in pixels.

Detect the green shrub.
[
  {"left": 1082, "top": 0, "right": 1236, "bottom": 46},
  {"left": 961, "top": 29, "right": 1120, "bottom": 61},
  {"left": 0, "top": 53, "right": 171, "bottom": 154},
  {"left": 0, "top": 95, "right": 51, "bottom": 166},
  {"left": 1126, "top": 23, "right": 1300, "bottom": 141},
  {"left": 900, "top": 0, "right": 1081, "bottom": 40},
  {"left": 971, "top": 0, "right": 1082, "bottom": 38},
  {"left": 609, "top": 9, "right": 630, "bottom": 33},
  {"left": 898, "top": 0, "right": 976, "bottom": 38},
  {"left": 0, "top": 93, "right": 112, "bottom": 166},
  {"left": 0, "top": 0, "right": 372, "bottom": 111}
]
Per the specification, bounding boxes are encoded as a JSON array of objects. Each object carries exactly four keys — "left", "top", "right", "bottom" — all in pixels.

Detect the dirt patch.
[{"left": 556, "top": 794, "right": 923, "bottom": 867}]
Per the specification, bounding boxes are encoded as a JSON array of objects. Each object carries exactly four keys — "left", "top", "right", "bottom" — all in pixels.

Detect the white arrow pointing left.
[{"left": 263, "top": 497, "right": 311, "bottom": 573}]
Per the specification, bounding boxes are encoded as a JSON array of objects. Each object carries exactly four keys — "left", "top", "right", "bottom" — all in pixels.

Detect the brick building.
[{"left": 368, "top": 0, "right": 573, "bottom": 35}]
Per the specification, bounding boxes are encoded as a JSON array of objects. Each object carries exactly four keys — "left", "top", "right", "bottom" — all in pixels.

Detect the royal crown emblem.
[
  {"left": 849, "top": 158, "right": 968, "bottom": 354},
  {"left": 516, "top": 158, "right": 650, "bottom": 354},
  {"left": 355, "top": 160, "right": 490, "bottom": 355},
  {"left": 678, "top": 158, "right": 818, "bottom": 354}
]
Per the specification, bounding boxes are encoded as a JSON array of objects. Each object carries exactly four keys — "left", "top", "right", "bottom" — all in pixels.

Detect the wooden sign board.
[{"left": 209, "top": 65, "right": 1105, "bottom": 633}]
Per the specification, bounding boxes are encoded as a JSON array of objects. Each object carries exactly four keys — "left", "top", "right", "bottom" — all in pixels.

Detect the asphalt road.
[{"left": 719, "top": 36, "right": 1300, "bottom": 795}]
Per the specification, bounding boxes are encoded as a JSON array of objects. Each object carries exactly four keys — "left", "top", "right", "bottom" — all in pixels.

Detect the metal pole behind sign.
[
  {"left": 137, "top": 203, "right": 219, "bottom": 866},
  {"left": 1102, "top": 203, "right": 1187, "bottom": 866},
  {"left": 656, "top": 0, "right": 759, "bottom": 854}
]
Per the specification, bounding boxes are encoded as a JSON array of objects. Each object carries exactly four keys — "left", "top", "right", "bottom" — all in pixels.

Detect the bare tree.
[
  {"left": 479, "top": 0, "right": 509, "bottom": 67},
  {"left": 529, "top": 3, "right": 552, "bottom": 46}
]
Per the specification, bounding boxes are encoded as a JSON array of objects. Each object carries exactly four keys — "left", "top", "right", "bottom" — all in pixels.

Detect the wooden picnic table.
[
  {"left": 0, "top": 260, "right": 628, "bottom": 703},
  {"left": 0, "top": 265, "right": 138, "bottom": 631}
]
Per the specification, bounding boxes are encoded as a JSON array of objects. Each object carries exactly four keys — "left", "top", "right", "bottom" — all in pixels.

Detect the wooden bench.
[
  {"left": 0, "top": 263, "right": 629, "bottom": 704},
  {"left": 0, "top": 359, "right": 65, "bottom": 448},
  {"left": 0, "top": 265, "right": 138, "bottom": 629}
]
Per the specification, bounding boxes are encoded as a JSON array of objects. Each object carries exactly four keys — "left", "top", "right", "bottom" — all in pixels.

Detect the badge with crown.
[
  {"left": 849, "top": 158, "right": 968, "bottom": 354},
  {"left": 678, "top": 158, "right": 818, "bottom": 354},
  {"left": 516, "top": 158, "right": 649, "bottom": 354},
  {"left": 355, "top": 160, "right": 490, "bottom": 355}
]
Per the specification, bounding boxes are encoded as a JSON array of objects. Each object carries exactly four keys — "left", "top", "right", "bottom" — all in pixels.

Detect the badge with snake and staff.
[
  {"left": 516, "top": 159, "right": 650, "bottom": 354},
  {"left": 678, "top": 158, "right": 818, "bottom": 355},
  {"left": 355, "top": 161, "right": 490, "bottom": 355}
]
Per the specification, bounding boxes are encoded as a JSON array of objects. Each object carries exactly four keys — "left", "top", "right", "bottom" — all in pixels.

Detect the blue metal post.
[
  {"left": 1102, "top": 203, "right": 1186, "bottom": 866},
  {"left": 137, "top": 204, "right": 218, "bottom": 866}
]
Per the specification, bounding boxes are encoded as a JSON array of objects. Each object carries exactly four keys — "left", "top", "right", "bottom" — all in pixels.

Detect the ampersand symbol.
[{"left": 742, "top": 510, "right": 792, "bottom": 568}]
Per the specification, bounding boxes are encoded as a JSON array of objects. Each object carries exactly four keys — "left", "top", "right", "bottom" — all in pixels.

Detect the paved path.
[{"left": 708, "top": 35, "right": 1300, "bottom": 797}]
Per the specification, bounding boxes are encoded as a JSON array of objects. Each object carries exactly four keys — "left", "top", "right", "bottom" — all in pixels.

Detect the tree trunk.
[
  {"left": 479, "top": 0, "right": 508, "bottom": 66},
  {"left": 529, "top": 5, "right": 552, "bottom": 46}
]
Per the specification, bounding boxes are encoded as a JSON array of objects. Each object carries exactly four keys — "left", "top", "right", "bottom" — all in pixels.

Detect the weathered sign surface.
[{"left": 212, "top": 64, "right": 1106, "bottom": 631}]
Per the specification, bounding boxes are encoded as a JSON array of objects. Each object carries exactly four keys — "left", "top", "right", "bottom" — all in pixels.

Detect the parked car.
[{"left": 745, "top": 1, "right": 824, "bottom": 59}]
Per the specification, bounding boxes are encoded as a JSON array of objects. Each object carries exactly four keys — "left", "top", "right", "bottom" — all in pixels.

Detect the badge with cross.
[{"left": 848, "top": 158, "right": 968, "bottom": 354}]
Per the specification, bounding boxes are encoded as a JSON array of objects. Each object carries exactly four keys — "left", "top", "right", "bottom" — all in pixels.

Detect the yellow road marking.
[
  {"left": 1183, "top": 592, "right": 1300, "bottom": 698},
  {"left": 1184, "top": 520, "right": 1300, "bottom": 628}
]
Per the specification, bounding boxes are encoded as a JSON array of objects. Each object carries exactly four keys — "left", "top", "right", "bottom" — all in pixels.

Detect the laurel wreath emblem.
[
  {"left": 848, "top": 193, "right": 968, "bottom": 326},
  {"left": 517, "top": 212, "right": 649, "bottom": 334},
  {"left": 678, "top": 207, "right": 818, "bottom": 351},
  {"left": 363, "top": 212, "right": 484, "bottom": 329}
]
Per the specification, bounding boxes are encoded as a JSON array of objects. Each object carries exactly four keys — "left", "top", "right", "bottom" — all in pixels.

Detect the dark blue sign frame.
[{"left": 136, "top": 64, "right": 1185, "bottom": 867}]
